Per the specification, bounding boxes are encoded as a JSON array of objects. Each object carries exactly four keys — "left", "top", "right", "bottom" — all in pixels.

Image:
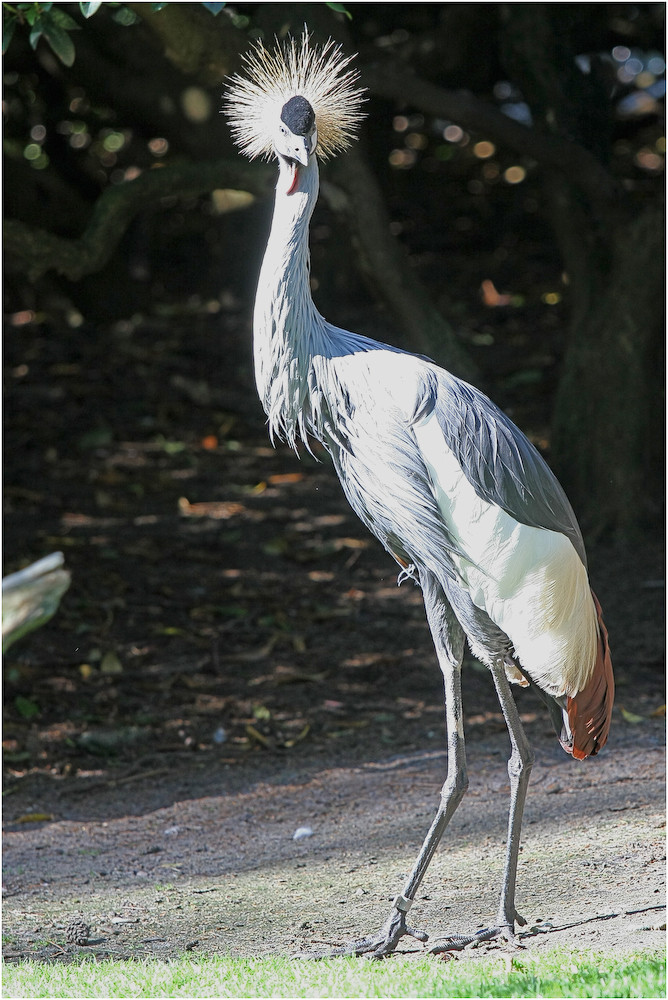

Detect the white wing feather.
[{"left": 413, "top": 408, "right": 597, "bottom": 696}]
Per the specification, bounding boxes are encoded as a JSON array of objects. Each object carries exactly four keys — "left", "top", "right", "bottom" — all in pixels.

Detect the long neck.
[{"left": 253, "top": 155, "right": 327, "bottom": 446}]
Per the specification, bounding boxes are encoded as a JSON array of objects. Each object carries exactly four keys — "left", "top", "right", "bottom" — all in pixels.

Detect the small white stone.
[{"left": 293, "top": 826, "right": 314, "bottom": 841}]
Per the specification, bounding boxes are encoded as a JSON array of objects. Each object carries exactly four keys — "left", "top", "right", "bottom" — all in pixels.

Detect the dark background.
[{"left": 3, "top": 3, "right": 664, "bottom": 791}]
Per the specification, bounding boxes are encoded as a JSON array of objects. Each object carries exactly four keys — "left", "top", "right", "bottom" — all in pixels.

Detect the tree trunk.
[
  {"left": 550, "top": 201, "right": 664, "bottom": 537},
  {"left": 500, "top": 5, "right": 663, "bottom": 537}
]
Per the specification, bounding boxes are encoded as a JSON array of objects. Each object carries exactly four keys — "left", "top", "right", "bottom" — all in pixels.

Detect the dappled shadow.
[
  {"left": 3, "top": 308, "right": 664, "bottom": 826},
  {"left": 2, "top": 734, "right": 665, "bottom": 962},
  {"left": 2, "top": 306, "right": 664, "bottom": 964}
]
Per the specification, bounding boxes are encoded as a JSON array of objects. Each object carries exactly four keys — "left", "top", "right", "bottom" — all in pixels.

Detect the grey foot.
[
  {"left": 318, "top": 909, "right": 428, "bottom": 960},
  {"left": 428, "top": 922, "right": 524, "bottom": 955}
]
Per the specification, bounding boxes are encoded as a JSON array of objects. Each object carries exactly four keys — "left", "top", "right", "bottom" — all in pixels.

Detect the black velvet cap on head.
[{"left": 280, "top": 95, "right": 315, "bottom": 136}]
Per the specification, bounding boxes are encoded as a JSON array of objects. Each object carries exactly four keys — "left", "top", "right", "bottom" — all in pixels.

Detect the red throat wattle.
[{"left": 287, "top": 163, "right": 299, "bottom": 195}]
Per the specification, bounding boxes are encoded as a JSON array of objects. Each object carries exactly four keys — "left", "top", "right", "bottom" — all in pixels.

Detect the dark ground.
[{"left": 2, "top": 290, "right": 665, "bottom": 963}]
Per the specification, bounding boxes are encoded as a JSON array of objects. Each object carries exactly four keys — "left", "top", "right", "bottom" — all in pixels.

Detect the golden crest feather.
[{"left": 224, "top": 32, "right": 366, "bottom": 161}]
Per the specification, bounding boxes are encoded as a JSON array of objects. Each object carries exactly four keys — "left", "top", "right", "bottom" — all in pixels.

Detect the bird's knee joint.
[
  {"left": 507, "top": 748, "right": 533, "bottom": 780},
  {"left": 440, "top": 772, "right": 468, "bottom": 804}
]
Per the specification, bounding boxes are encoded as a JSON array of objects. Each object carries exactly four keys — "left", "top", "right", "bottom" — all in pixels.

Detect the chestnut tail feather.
[{"left": 566, "top": 590, "right": 614, "bottom": 760}]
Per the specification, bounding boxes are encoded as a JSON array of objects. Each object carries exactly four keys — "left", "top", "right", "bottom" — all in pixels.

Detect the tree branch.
[
  {"left": 126, "top": 3, "right": 245, "bottom": 85},
  {"left": 326, "top": 147, "right": 478, "bottom": 380},
  {"left": 4, "top": 159, "right": 271, "bottom": 283},
  {"left": 362, "top": 63, "right": 619, "bottom": 211}
]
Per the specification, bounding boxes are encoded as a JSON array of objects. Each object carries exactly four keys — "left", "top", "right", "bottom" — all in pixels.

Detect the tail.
[{"left": 564, "top": 590, "right": 614, "bottom": 760}]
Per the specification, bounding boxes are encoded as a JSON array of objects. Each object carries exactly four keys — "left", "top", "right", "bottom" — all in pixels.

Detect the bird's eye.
[{"left": 280, "top": 125, "right": 287, "bottom": 135}]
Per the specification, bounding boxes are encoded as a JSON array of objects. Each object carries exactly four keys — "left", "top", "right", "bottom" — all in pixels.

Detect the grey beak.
[{"left": 292, "top": 135, "right": 311, "bottom": 167}]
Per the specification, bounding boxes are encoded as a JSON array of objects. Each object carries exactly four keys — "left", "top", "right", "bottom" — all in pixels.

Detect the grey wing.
[{"left": 417, "top": 368, "right": 587, "bottom": 567}]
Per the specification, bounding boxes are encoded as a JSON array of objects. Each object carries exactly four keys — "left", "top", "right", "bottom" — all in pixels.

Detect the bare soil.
[{"left": 3, "top": 309, "right": 665, "bottom": 965}]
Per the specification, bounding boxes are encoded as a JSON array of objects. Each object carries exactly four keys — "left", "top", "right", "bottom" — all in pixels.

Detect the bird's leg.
[
  {"left": 331, "top": 580, "right": 468, "bottom": 959},
  {"left": 489, "top": 659, "right": 535, "bottom": 937},
  {"left": 333, "top": 658, "right": 468, "bottom": 958},
  {"left": 429, "top": 659, "right": 535, "bottom": 955}
]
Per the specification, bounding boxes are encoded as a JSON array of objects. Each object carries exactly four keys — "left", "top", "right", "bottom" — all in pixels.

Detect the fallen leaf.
[
  {"left": 16, "top": 813, "right": 53, "bottom": 824},
  {"left": 14, "top": 695, "right": 40, "bottom": 719},
  {"left": 481, "top": 278, "right": 512, "bottom": 307},
  {"left": 101, "top": 651, "right": 123, "bottom": 675},
  {"left": 178, "top": 497, "right": 245, "bottom": 519},
  {"left": 334, "top": 537, "right": 368, "bottom": 550},
  {"left": 274, "top": 670, "right": 326, "bottom": 685},
  {"left": 245, "top": 724, "right": 272, "bottom": 748},
  {"left": 238, "top": 634, "right": 281, "bottom": 662},
  {"left": 284, "top": 723, "right": 310, "bottom": 748},
  {"left": 620, "top": 707, "right": 645, "bottom": 724},
  {"left": 263, "top": 537, "right": 290, "bottom": 557},
  {"left": 268, "top": 473, "right": 304, "bottom": 484}
]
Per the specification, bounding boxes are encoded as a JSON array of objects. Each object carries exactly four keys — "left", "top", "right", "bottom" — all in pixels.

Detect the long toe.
[
  {"left": 308, "top": 910, "right": 429, "bottom": 959},
  {"left": 428, "top": 924, "right": 522, "bottom": 955},
  {"left": 366, "top": 922, "right": 429, "bottom": 960}
]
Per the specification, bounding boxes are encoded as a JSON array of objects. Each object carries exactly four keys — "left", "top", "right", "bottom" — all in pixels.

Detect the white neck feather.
[{"left": 253, "top": 155, "right": 327, "bottom": 446}]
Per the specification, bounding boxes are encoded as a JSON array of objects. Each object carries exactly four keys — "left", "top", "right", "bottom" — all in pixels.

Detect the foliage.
[
  {"left": 2, "top": 949, "right": 665, "bottom": 998},
  {"left": 1, "top": 1, "right": 229, "bottom": 64},
  {"left": 2, "top": 3, "right": 79, "bottom": 66},
  {"left": 3, "top": 2, "right": 350, "bottom": 66},
  {"left": 2, "top": 2, "right": 664, "bottom": 534},
  {"left": 326, "top": 3, "right": 352, "bottom": 19}
]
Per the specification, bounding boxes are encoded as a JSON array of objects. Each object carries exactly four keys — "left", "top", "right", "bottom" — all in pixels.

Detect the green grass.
[
  {"left": 2, "top": 949, "right": 665, "bottom": 998},
  {"left": 2, "top": 951, "right": 666, "bottom": 998}
]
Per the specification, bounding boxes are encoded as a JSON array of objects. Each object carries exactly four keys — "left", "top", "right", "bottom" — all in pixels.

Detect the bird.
[{"left": 224, "top": 33, "right": 614, "bottom": 958}]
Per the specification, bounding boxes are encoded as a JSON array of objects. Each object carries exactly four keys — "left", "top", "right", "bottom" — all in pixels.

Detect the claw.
[
  {"left": 305, "top": 908, "right": 429, "bottom": 960},
  {"left": 351, "top": 909, "right": 429, "bottom": 959},
  {"left": 298, "top": 908, "right": 526, "bottom": 961},
  {"left": 428, "top": 923, "right": 525, "bottom": 955}
]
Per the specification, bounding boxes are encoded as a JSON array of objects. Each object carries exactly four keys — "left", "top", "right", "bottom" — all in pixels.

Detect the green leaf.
[
  {"left": 112, "top": 6, "right": 139, "bottom": 25},
  {"left": 50, "top": 8, "right": 81, "bottom": 31},
  {"left": 153, "top": 434, "right": 186, "bottom": 455},
  {"left": 326, "top": 2, "right": 352, "bottom": 18},
  {"left": 78, "top": 427, "right": 113, "bottom": 450},
  {"left": 43, "top": 23, "right": 77, "bottom": 65},
  {"left": 79, "top": 1, "right": 104, "bottom": 16},
  {"left": 28, "top": 23, "right": 43, "bottom": 49},
  {"left": 15, "top": 695, "right": 40, "bottom": 720},
  {"left": 23, "top": 4, "right": 47, "bottom": 27},
  {"left": 2, "top": 15, "right": 16, "bottom": 54},
  {"left": 28, "top": 13, "right": 77, "bottom": 65},
  {"left": 43, "top": 21, "right": 76, "bottom": 66}
]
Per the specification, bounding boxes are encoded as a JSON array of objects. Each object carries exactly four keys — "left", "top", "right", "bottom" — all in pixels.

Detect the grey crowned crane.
[{"left": 224, "top": 34, "right": 614, "bottom": 957}]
